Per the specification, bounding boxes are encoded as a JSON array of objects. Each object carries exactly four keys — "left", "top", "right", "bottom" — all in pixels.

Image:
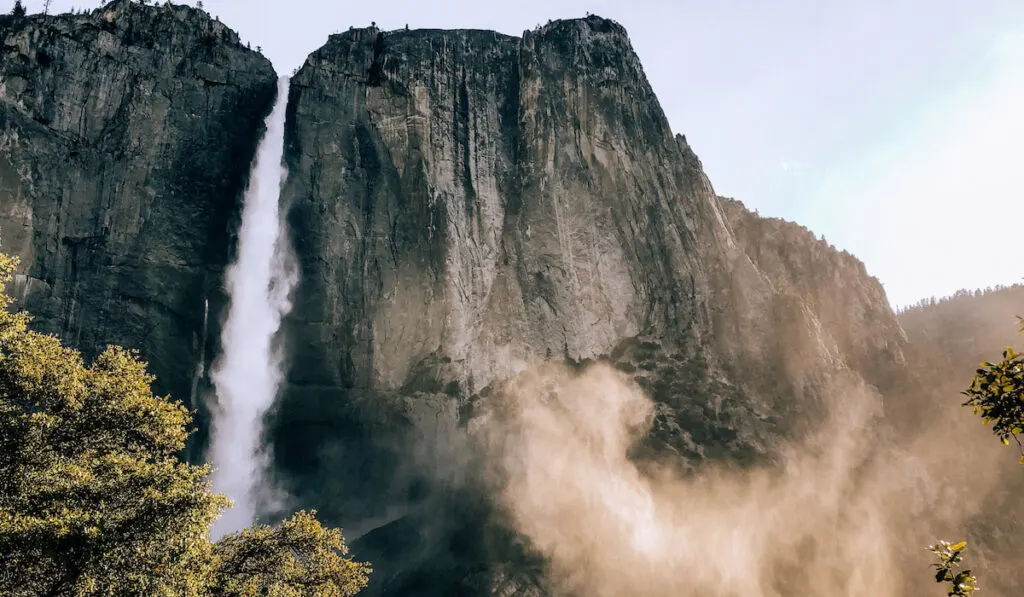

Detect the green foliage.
[
  {"left": 10, "top": 1, "right": 26, "bottom": 17},
  {"left": 929, "top": 319, "right": 1024, "bottom": 596},
  {"left": 0, "top": 255, "right": 369, "bottom": 596},
  {"left": 211, "top": 510, "right": 370, "bottom": 597},
  {"left": 962, "top": 326, "right": 1024, "bottom": 464},
  {"left": 0, "top": 254, "right": 215, "bottom": 595},
  {"left": 928, "top": 540, "right": 978, "bottom": 597}
]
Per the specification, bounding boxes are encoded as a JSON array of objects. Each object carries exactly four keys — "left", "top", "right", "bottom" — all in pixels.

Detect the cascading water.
[{"left": 208, "top": 77, "right": 296, "bottom": 539}]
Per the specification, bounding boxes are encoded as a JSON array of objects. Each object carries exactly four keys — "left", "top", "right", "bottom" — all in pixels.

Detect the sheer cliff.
[
  {"left": 275, "top": 18, "right": 910, "bottom": 595},
  {"left": 278, "top": 17, "right": 882, "bottom": 417},
  {"left": 718, "top": 197, "right": 906, "bottom": 382},
  {"left": 3, "top": 6, "right": 1016, "bottom": 597},
  {"left": 0, "top": 1, "right": 276, "bottom": 436}
]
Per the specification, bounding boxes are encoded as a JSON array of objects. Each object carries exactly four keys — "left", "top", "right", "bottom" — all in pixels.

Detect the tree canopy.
[
  {"left": 962, "top": 317, "right": 1024, "bottom": 464},
  {"left": 930, "top": 317, "right": 1023, "bottom": 596},
  {"left": 0, "top": 255, "right": 369, "bottom": 596}
]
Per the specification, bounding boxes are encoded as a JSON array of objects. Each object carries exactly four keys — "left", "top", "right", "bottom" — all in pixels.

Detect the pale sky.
[{"left": 6, "top": 0, "right": 1024, "bottom": 308}]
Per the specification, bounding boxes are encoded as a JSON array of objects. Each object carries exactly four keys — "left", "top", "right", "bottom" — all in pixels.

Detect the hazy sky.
[{"left": 7, "top": 0, "right": 1023, "bottom": 307}]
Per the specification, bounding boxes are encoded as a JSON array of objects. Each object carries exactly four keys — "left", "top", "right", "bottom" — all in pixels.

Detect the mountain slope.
[{"left": 896, "top": 286, "right": 1024, "bottom": 596}]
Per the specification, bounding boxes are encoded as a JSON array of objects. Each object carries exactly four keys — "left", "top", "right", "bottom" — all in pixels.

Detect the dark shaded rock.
[
  {"left": 0, "top": 0, "right": 277, "bottom": 456},
  {"left": 282, "top": 18, "right": 721, "bottom": 397}
]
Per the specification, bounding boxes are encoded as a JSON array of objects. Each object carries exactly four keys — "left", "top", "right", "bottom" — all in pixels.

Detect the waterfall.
[{"left": 208, "top": 77, "right": 296, "bottom": 539}]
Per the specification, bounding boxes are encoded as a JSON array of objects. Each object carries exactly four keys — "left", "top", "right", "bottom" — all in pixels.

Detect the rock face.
[
  {"left": 6, "top": 8, "right": 1012, "bottom": 597},
  {"left": 276, "top": 17, "right": 910, "bottom": 595},
  {"left": 280, "top": 16, "right": 878, "bottom": 410},
  {"left": 718, "top": 197, "right": 907, "bottom": 386},
  {"left": 0, "top": 0, "right": 276, "bottom": 442},
  {"left": 283, "top": 20, "right": 709, "bottom": 394}
]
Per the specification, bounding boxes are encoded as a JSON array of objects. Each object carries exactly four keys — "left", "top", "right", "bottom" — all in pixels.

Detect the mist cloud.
[{"left": 471, "top": 362, "right": 1013, "bottom": 597}]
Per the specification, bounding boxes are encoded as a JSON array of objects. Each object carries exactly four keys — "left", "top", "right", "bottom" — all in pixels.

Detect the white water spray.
[{"left": 208, "top": 77, "right": 296, "bottom": 539}]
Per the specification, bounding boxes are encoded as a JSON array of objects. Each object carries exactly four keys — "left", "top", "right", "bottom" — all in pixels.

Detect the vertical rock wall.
[{"left": 0, "top": 1, "right": 276, "bottom": 430}]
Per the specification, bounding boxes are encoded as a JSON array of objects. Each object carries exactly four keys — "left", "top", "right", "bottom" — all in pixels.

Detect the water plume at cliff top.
[
  {"left": 472, "top": 362, "right": 1015, "bottom": 597},
  {"left": 207, "top": 76, "right": 297, "bottom": 539}
]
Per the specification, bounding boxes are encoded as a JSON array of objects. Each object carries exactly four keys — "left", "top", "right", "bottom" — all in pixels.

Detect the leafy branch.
[
  {"left": 961, "top": 318, "right": 1024, "bottom": 465},
  {"left": 928, "top": 540, "right": 978, "bottom": 597}
]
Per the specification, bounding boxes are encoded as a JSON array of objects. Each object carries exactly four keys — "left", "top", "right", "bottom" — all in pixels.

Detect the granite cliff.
[
  {"left": 281, "top": 18, "right": 897, "bottom": 396},
  {"left": 275, "top": 18, "right": 910, "bottom": 595},
  {"left": 0, "top": 0, "right": 276, "bottom": 453},
  {"left": 2, "top": 4, "right": 1018, "bottom": 597}
]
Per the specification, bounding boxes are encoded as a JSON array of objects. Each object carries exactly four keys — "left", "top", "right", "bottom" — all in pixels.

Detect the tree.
[
  {"left": 928, "top": 540, "right": 978, "bottom": 597},
  {"left": 211, "top": 511, "right": 369, "bottom": 596},
  {"left": 10, "top": 1, "right": 26, "bottom": 17},
  {"left": 0, "top": 255, "right": 369, "bottom": 596},
  {"left": 929, "top": 318, "right": 1023, "bottom": 596},
  {"left": 962, "top": 317, "right": 1024, "bottom": 464}
]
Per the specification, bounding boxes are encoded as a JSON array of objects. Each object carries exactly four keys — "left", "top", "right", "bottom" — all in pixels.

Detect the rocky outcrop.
[
  {"left": 275, "top": 17, "right": 910, "bottom": 595},
  {"left": 0, "top": 1, "right": 276, "bottom": 442},
  {"left": 718, "top": 197, "right": 907, "bottom": 386},
  {"left": 283, "top": 20, "right": 705, "bottom": 394},
  {"left": 280, "top": 17, "right": 863, "bottom": 407}
]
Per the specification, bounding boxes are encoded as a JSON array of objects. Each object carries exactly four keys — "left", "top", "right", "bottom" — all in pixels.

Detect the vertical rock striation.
[
  {"left": 278, "top": 16, "right": 911, "bottom": 595},
  {"left": 717, "top": 197, "right": 906, "bottom": 385},
  {"left": 281, "top": 17, "right": 843, "bottom": 410},
  {"left": 0, "top": 1, "right": 276, "bottom": 440}
]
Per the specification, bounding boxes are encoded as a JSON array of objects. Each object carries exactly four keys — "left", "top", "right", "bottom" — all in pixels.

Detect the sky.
[{"left": 5, "top": 0, "right": 1023, "bottom": 308}]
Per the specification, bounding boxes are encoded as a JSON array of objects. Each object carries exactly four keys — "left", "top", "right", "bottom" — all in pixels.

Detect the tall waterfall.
[{"left": 208, "top": 77, "right": 296, "bottom": 539}]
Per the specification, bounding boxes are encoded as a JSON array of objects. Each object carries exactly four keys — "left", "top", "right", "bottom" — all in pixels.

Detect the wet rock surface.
[{"left": 0, "top": 0, "right": 276, "bottom": 452}]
